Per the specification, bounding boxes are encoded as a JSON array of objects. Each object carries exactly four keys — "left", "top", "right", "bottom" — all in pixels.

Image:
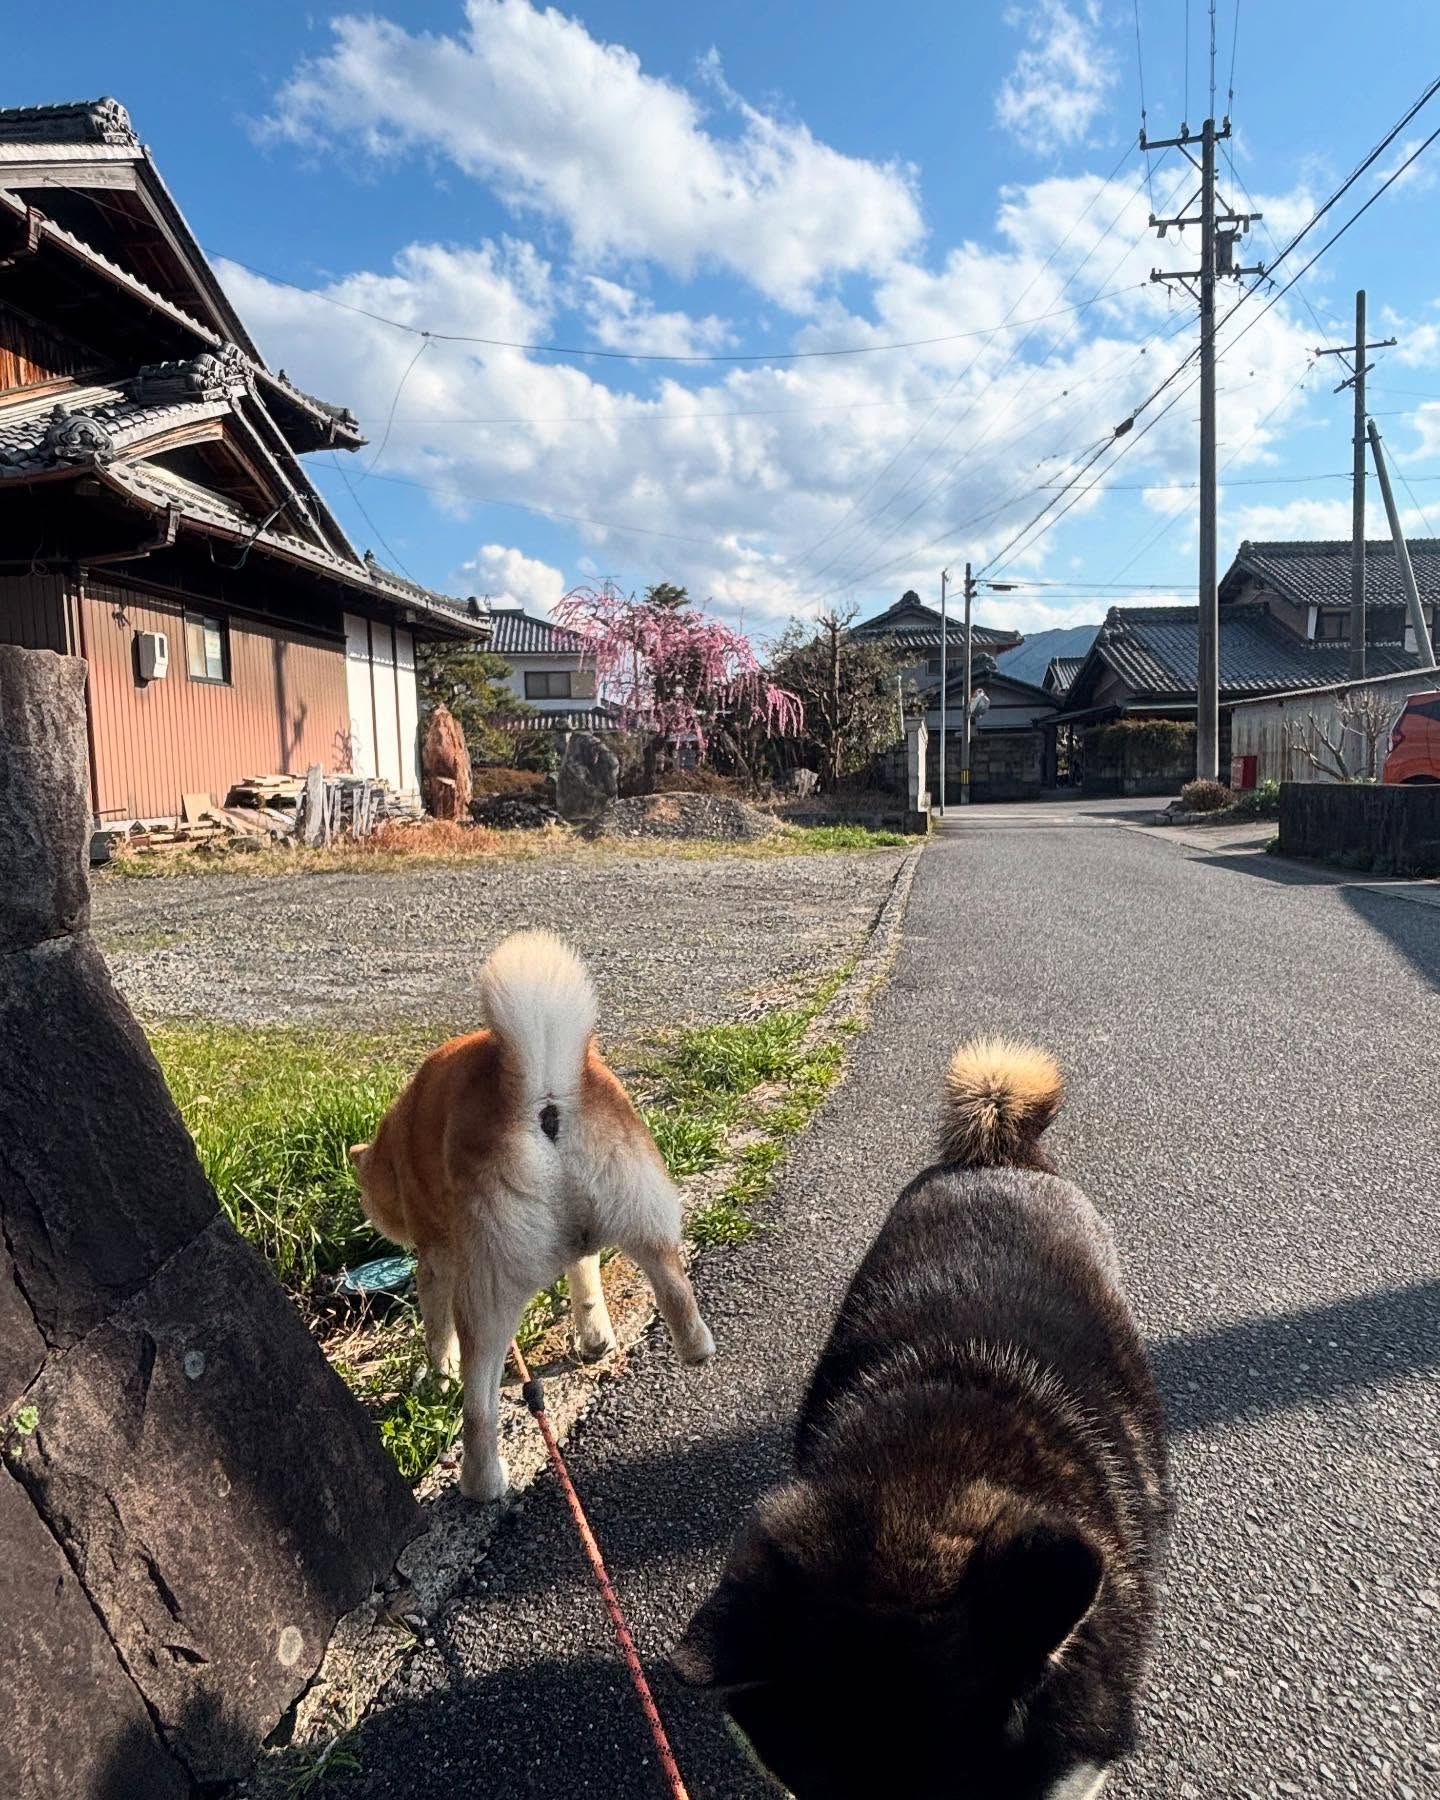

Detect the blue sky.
[{"left": 10, "top": 1, "right": 1440, "bottom": 640}]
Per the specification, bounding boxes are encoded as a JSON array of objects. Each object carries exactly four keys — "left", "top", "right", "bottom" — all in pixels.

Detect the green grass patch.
[
  {"left": 786, "top": 824, "right": 909, "bottom": 850},
  {"left": 147, "top": 1023, "right": 429, "bottom": 1290}
]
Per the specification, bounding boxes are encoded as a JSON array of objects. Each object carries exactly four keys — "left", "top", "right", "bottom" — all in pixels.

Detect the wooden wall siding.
[
  {"left": 0, "top": 572, "right": 70, "bottom": 651},
  {"left": 81, "top": 579, "right": 351, "bottom": 820},
  {"left": 0, "top": 303, "right": 88, "bottom": 392}
]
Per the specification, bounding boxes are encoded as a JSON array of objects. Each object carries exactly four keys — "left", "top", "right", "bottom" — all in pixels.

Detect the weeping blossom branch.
[{"left": 553, "top": 585, "right": 802, "bottom": 756}]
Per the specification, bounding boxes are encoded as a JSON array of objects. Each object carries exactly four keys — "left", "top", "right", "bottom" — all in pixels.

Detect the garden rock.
[
  {"left": 0, "top": 647, "right": 91, "bottom": 950},
  {"left": 557, "top": 730, "right": 618, "bottom": 820},
  {"left": 0, "top": 1471, "right": 189, "bottom": 1800},
  {"left": 11, "top": 1214, "right": 419, "bottom": 1785},
  {"left": 422, "top": 704, "right": 472, "bottom": 821}
]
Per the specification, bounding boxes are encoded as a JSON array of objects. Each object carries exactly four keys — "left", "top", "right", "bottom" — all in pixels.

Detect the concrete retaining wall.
[{"left": 1278, "top": 779, "right": 1440, "bottom": 874}]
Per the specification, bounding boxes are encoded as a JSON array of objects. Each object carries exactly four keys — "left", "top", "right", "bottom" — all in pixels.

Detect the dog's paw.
[
  {"left": 458, "top": 1453, "right": 509, "bottom": 1504},
  {"left": 680, "top": 1322, "right": 716, "bottom": 1366},
  {"left": 574, "top": 1328, "right": 618, "bottom": 1364}
]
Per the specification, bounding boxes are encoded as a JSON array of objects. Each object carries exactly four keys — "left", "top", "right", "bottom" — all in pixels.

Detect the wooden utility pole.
[
  {"left": 1367, "top": 418, "right": 1436, "bottom": 666},
  {"left": 1144, "top": 114, "right": 1262, "bottom": 780},
  {"left": 959, "top": 563, "right": 974, "bottom": 807},
  {"left": 939, "top": 568, "right": 949, "bottom": 815},
  {"left": 1318, "top": 292, "right": 1397, "bottom": 679}
]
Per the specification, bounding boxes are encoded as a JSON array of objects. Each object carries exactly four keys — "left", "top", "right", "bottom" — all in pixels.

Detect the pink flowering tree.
[{"left": 554, "top": 584, "right": 802, "bottom": 788}]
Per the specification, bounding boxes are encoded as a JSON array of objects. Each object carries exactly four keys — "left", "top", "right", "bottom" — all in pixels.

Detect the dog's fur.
[
  {"left": 350, "top": 929, "right": 714, "bottom": 1501},
  {"left": 673, "top": 1038, "right": 1168, "bottom": 1799}
]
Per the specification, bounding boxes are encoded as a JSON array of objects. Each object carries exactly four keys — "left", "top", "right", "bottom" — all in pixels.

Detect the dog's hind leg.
[
  {"left": 454, "top": 1274, "right": 527, "bottom": 1504},
  {"left": 566, "top": 1254, "right": 617, "bottom": 1362},
  {"left": 626, "top": 1238, "right": 714, "bottom": 1366},
  {"left": 417, "top": 1246, "right": 460, "bottom": 1382}
]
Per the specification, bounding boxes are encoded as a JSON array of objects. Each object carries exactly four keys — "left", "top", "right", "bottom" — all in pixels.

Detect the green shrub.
[
  {"left": 1231, "top": 777, "right": 1281, "bottom": 818},
  {"left": 1180, "top": 777, "right": 1233, "bottom": 813}
]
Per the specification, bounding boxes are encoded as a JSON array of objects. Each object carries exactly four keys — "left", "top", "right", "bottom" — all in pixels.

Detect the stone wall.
[
  {"left": 0, "top": 648, "right": 419, "bottom": 1798},
  {"left": 1278, "top": 780, "right": 1440, "bottom": 875}
]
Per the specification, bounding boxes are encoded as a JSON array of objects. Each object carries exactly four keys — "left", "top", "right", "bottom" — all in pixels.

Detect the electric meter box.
[{"left": 136, "top": 630, "right": 169, "bottom": 680}]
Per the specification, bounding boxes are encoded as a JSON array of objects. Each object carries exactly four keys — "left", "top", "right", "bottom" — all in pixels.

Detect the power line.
[
  {"left": 803, "top": 152, "right": 1194, "bottom": 595},
  {"left": 1226, "top": 0, "right": 1241, "bottom": 115},
  {"left": 312, "top": 462, "right": 725, "bottom": 549},
  {"left": 1132, "top": 0, "right": 1155, "bottom": 211},
  {"left": 362, "top": 337, "right": 428, "bottom": 478},
  {"left": 1209, "top": 0, "right": 1218, "bottom": 122},
  {"left": 791, "top": 142, "right": 1146, "bottom": 579},
  {"left": 326, "top": 452, "right": 419, "bottom": 582},
  {"left": 213, "top": 250, "right": 1147, "bottom": 364}
]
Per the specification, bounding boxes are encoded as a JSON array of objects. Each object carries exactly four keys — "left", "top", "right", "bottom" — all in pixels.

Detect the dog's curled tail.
[
  {"left": 939, "top": 1037, "right": 1064, "bottom": 1169},
  {"left": 478, "top": 928, "right": 598, "bottom": 1104}
]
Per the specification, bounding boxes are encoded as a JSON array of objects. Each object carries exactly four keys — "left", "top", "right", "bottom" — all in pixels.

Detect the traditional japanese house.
[{"left": 0, "top": 96, "right": 488, "bottom": 823}]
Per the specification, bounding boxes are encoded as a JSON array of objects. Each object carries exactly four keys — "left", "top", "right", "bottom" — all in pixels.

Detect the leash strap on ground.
[{"left": 509, "top": 1339, "right": 692, "bottom": 1800}]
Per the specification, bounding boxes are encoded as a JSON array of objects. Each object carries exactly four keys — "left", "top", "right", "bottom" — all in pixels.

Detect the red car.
[{"left": 1382, "top": 688, "right": 1440, "bottom": 785}]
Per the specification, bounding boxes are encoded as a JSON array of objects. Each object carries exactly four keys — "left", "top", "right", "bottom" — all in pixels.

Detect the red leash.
[{"left": 509, "top": 1340, "right": 692, "bottom": 1800}]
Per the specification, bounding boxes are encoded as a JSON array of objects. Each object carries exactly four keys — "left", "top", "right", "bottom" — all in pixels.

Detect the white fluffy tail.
[{"left": 477, "top": 929, "right": 598, "bottom": 1105}]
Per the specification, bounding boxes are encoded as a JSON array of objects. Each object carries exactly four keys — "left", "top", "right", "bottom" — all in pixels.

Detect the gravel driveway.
[{"left": 91, "top": 849, "right": 908, "bottom": 1040}]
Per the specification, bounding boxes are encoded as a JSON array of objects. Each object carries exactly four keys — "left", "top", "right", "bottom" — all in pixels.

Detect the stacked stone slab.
[{"left": 0, "top": 648, "right": 419, "bottom": 1797}]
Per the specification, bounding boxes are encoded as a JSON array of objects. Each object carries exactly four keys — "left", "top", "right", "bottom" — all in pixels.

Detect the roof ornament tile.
[
  {"left": 87, "top": 97, "right": 139, "bottom": 146},
  {"left": 129, "top": 343, "right": 252, "bottom": 405},
  {"left": 42, "top": 403, "right": 117, "bottom": 466}
]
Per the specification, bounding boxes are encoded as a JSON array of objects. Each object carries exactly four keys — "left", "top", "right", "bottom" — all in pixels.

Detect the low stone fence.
[
  {"left": 1, "top": 648, "right": 418, "bottom": 1798},
  {"left": 1278, "top": 780, "right": 1440, "bottom": 875}
]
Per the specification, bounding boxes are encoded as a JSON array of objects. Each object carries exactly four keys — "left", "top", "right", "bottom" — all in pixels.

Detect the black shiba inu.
[{"left": 673, "top": 1039, "right": 1169, "bottom": 1800}]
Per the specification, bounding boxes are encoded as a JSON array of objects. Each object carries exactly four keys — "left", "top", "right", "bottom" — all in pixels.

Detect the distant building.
[
  {"left": 1049, "top": 538, "right": 1439, "bottom": 792},
  {"left": 852, "top": 591, "right": 1022, "bottom": 690},
  {"left": 486, "top": 607, "right": 600, "bottom": 714},
  {"left": 0, "top": 97, "right": 488, "bottom": 822},
  {"left": 1042, "top": 656, "right": 1084, "bottom": 698}
]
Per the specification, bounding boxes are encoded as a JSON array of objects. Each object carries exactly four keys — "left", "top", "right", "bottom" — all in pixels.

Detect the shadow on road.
[
  {"left": 1192, "top": 851, "right": 1440, "bottom": 989},
  {"left": 1153, "top": 1277, "right": 1440, "bottom": 1435},
  {"left": 301, "top": 1652, "right": 766, "bottom": 1800}
]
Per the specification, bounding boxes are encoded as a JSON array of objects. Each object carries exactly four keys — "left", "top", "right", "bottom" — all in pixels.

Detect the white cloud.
[
  {"left": 262, "top": 0, "right": 923, "bottom": 310},
  {"left": 1375, "top": 136, "right": 1439, "bottom": 198},
  {"left": 1226, "top": 495, "right": 1435, "bottom": 543},
  {"left": 579, "top": 278, "right": 732, "bottom": 358},
  {"left": 219, "top": 165, "right": 1318, "bottom": 634},
  {"left": 454, "top": 543, "right": 567, "bottom": 612},
  {"left": 1407, "top": 401, "right": 1440, "bottom": 460},
  {"left": 995, "top": 1, "right": 1115, "bottom": 155}
]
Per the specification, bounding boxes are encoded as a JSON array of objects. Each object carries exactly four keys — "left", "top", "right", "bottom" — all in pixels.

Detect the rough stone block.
[
  {"left": 0, "top": 935, "right": 217, "bottom": 1347},
  {"left": 0, "top": 648, "right": 91, "bottom": 951},
  {"left": 557, "top": 729, "right": 618, "bottom": 820},
  {"left": 0, "top": 1241, "right": 45, "bottom": 1414},
  {"left": 12, "top": 1215, "right": 419, "bottom": 1784},
  {"left": 0, "top": 1469, "right": 188, "bottom": 1800}
]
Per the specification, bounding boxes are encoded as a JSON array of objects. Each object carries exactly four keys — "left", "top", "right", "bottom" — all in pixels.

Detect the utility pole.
[
  {"left": 1367, "top": 418, "right": 1435, "bottom": 666},
  {"left": 959, "top": 563, "right": 974, "bottom": 807},
  {"left": 1144, "top": 114, "right": 1263, "bottom": 780},
  {"left": 1318, "top": 292, "right": 1397, "bottom": 679},
  {"left": 938, "top": 568, "right": 949, "bottom": 815}
]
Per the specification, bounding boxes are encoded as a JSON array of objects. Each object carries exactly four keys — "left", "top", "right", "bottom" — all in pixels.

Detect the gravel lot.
[{"left": 91, "top": 848, "right": 908, "bottom": 1039}]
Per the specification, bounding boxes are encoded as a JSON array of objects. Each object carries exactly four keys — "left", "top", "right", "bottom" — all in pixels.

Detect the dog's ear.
[
  {"left": 967, "top": 1517, "right": 1104, "bottom": 1681},
  {"left": 348, "top": 1143, "right": 369, "bottom": 1168}
]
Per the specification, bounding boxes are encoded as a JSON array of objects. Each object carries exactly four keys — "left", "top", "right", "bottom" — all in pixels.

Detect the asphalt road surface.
[{"left": 316, "top": 804, "right": 1439, "bottom": 1799}]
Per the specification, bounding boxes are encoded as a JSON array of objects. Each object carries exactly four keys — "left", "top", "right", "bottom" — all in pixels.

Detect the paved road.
[{"left": 317, "top": 807, "right": 1439, "bottom": 1799}]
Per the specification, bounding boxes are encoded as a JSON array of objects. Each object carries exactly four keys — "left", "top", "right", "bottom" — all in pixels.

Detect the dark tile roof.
[
  {"left": 1043, "top": 656, "right": 1085, "bottom": 695},
  {"left": 486, "top": 607, "right": 586, "bottom": 656},
  {"left": 0, "top": 98, "right": 139, "bottom": 147},
  {"left": 1079, "top": 603, "right": 1420, "bottom": 706},
  {"left": 487, "top": 705, "right": 621, "bottom": 734},
  {"left": 852, "top": 596, "right": 1021, "bottom": 654},
  {"left": 0, "top": 382, "right": 230, "bottom": 474},
  {"left": 1222, "top": 538, "right": 1440, "bottom": 610}
]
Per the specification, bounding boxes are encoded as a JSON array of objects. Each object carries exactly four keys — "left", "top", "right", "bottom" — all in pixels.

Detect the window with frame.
[
  {"left": 184, "top": 613, "right": 229, "bottom": 683},
  {"left": 525, "top": 667, "right": 595, "bottom": 699}
]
